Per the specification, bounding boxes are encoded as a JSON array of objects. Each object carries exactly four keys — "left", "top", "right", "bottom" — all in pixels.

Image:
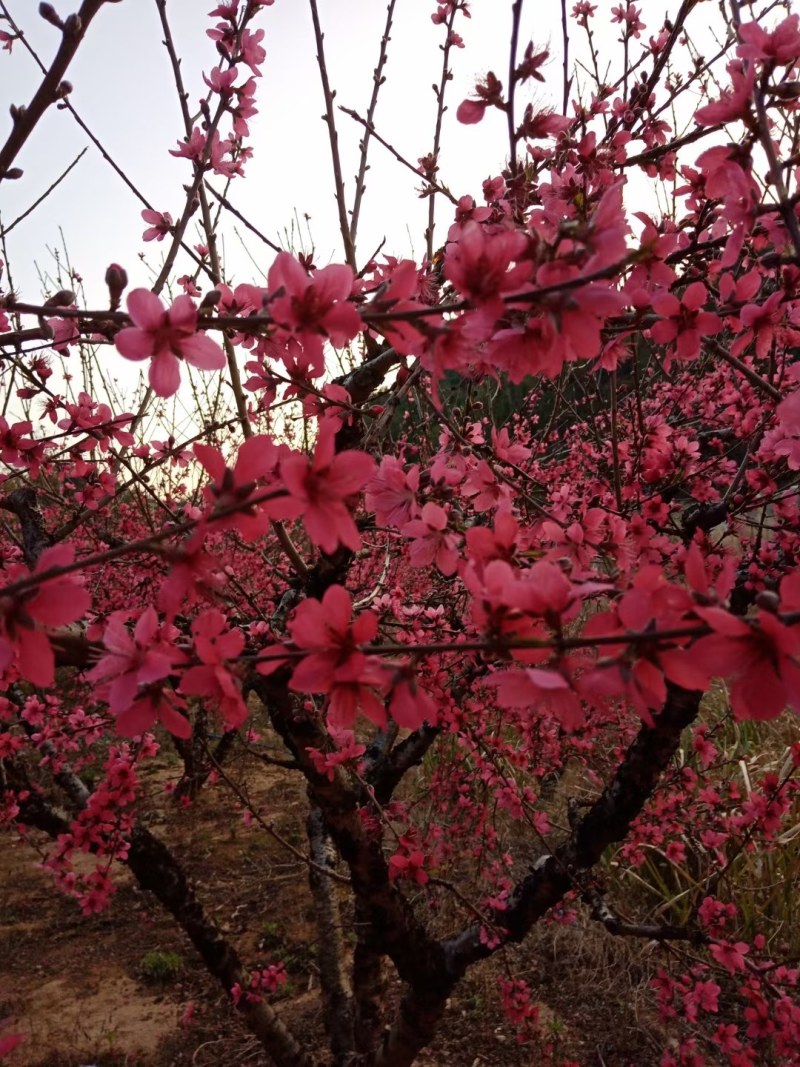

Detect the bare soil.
[{"left": 0, "top": 750, "right": 665, "bottom": 1067}]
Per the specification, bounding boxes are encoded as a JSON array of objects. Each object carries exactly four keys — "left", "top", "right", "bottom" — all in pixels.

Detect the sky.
[
  {"left": 0, "top": 1, "right": 565, "bottom": 297},
  {"left": 0, "top": 0, "right": 733, "bottom": 416}
]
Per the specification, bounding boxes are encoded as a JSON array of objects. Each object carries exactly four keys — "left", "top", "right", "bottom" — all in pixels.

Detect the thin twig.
[
  {"left": 707, "top": 339, "right": 782, "bottom": 402},
  {"left": 204, "top": 180, "right": 282, "bottom": 254},
  {"left": 0, "top": 0, "right": 110, "bottom": 182},
  {"left": 560, "top": 0, "right": 570, "bottom": 116},
  {"left": 340, "top": 107, "right": 458, "bottom": 206},
  {"left": 350, "top": 0, "right": 397, "bottom": 254},
  {"left": 308, "top": 0, "right": 356, "bottom": 270},
  {"left": 506, "top": 0, "right": 524, "bottom": 175},
  {"left": 426, "top": 1, "right": 461, "bottom": 260},
  {"left": 0, "top": 148, "right": 87, "bottom": 237}
]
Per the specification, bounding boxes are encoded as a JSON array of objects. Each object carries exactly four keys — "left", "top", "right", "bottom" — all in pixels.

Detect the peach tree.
[{"left": 1, "top": 0, "right": 799, "bottom": 1064}]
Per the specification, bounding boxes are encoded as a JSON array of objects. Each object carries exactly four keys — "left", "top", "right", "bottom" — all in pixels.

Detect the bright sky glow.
[
  {"left": 1, "top": 2, "right": 728, "bottom": 290},
  {"left": 0, "top": 0, "right": 731, "bottom": 423},
  {"left": 0, "top": 3, "right": 556, "bottom": 293}
]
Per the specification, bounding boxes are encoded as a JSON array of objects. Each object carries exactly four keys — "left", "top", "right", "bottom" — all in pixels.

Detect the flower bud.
[
  {"left": 105, "top": 263, "right": 128, "bottom": 309},
  {"left": 39, "top": 3, "right": 63, "bottom": 28},
  {"left": 755, "top": 590, "right": 780, "bottom": 614},
  {"left": 45, "top": 289, "right": 76, "bottom": 307},
  {"left": 199, "top": 289, "right": 221, "bottom": 310}
]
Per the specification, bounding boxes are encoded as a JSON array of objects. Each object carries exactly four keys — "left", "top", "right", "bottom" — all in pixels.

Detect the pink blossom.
[
  {"left": 694, "top": 144, "right": 755, "bottom": 204},
  {"left": 580, "top": 656, "right": 668, "bottom": 725},
  {"left": 447, "top": 195, "right": 493, "bottom": 240},
  {"left": 388, "top": 671, "right": 438, "bottom": 729},
  {"left": 490, "top": 315, "right": 561, "bottom": 380},
  {"left": 141, "top": 209, "right": 173, "bottom": 242},
  {"left": 611, "top": 2, "right": 644, "bottom": 37},
  {"left": 365, "top": 456, "right": 420, "bottom": 528},
  {"left": 492, "top": 667, "right": 584, "bottom": 731},
  {"left": 625, "top": 214, "right": 679, "bottom": 297},
  {"left": 465, "top": 511, "right": 519, "bottom": 570},
  {"left": 241, "top": 27, "right": 266, "bottom": 74},
  {"left": 695, "top": 63, "right": 755, "bottom": 127},
  {"left": 684, "top": 980, "right": 720, "bottom": 1023},
  {"left": 456, "top": 72, "right": 504, "bottom": 125},
  {"left": 180, "top": 610, "right": 248, "bottom": 728},
  {"left": 457, "top": 98, "right": 489, "bottom": 125},
  {"left": 678, "top": 587, "right": 800, "bottom": 720},
  {"left": 0, "top": 544, "right": 90, "bottom": 687},
  {"left": 169, "top": 127, "right": 207, "bottom": 163},
  {"left": 178, "top": 275, "right": 201, "bottom": 297},
  {"left": 287, "top": 585, "right": 377, "bottom": 687},
  {"left": 388, "top": 833, "right": 429, "bottom": 884},
  {"left": 571, "top": 1, "right": 596, "bottom": 27},
  {"left": 87, "top": 608, "right": 178, "bottom": 713},
  {"left": 279, "top": 421, "right": 375, "bottom": 553},
  {"left": 709, "top": 940, "right": 750, "bottom": 974},
  {"left": 738, "top": 14, "right": 800, "bottom": 65},
  {"left": 46, "top": 308, "right": 80, "bottom": 353},
  {"left": 401, "top": 502, "right": 462, "bottom": 575},
  {"left": 462, "top": 459, "right": 510, "bottom": 512},
  {"left": 712, "top": 1024, "right": 743, "bottom": 1055},
  {"left": 516, "top": 42, "right": 549, "bottom": 83},
  {"left": 203, "top": 64, "right": 238, "bottom": 96},
  {"left": 194, "top": 434, "right": 282, "bottom": 540},
  {"left": 115, "top": 686, "right": 191, "bottom": 739},
  {"left": 115, "top": 289, "right": 226, "bottom": 397},
  {"left": 731, "top": 290, "right": 784, "bottom": 359},
  {"left": 306, "top": 729, "right": 366, "bottom": 781},
  {"left": 517, "top": 106, "right": 571, "bottom": 141},
  {"left": 208, "top": 2, "right": 239, "bottom": 19},
  {"left": 157, "top": 533, "right": 224, "bottom": 617},
  {"left": 286, "top": 586, "right": 387, "bottom": 730},
  {"left": 650, "top": 281, "right": 722, "bottom": 366},
  {"left": 0, "top": 418, "right": 40, "bottom": 467},
  {"left": 208, "top": 131, "right": 245, "bottom": 178},
  {"left": 231, "top": 77, "right": 259, "bottom": 137},
  {"left": 775, "top": 363, "right": 800, "bottom": 468},
  {"left": 491, "top": 425, "right": 530, "bottom": 465},
  {"left": 444, "top": 222, "right": 529, "bottom": 311},
  {"left": 268, "top": 252, "right": 361, "bottom": 361}
]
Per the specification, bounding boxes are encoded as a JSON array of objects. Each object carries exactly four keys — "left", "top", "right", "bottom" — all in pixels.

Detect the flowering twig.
[{"left": 426, "top": 0, "right": 461, "bottom": 260}]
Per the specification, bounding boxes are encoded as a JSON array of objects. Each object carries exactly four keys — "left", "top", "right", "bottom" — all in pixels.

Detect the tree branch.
[
  {"left": 307, "top": 808, "right": 355, "bottom": 1061},
  {"left": 0, "top": 0, "right": 114, "bottom": 183}
]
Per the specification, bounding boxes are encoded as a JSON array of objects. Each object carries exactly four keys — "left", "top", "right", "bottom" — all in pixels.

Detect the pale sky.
[
  {"left": 0, "top": 0, "right": 733, "bottom": 414},
  {"left": 0, "top": 2, "right": 556, "bottom": 294}
]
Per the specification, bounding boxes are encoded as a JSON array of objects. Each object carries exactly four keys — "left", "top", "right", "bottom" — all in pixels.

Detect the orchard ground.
[
  {"left": 0, "top": 726, "right": 680, "bottom": 1067},
  {"left": 3, "top": 692, "right": 798, "bottom": 1067}
]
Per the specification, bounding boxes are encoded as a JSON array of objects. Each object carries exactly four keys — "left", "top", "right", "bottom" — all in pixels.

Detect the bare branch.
[
  {"left": 308, "top": 0, "right": 356, "bottom": 270},
  {"left": 350, "top": 0, "right": 397, "bottom": 255},
  {"left": 0, "top": 0, "right": 114, "bottom": 183}
]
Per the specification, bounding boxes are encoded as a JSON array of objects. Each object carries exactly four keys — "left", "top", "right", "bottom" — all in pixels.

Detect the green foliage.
[
  {"left": 139, "top": 950, "right": 184, "bottom": 985},
  {"left": 259, "top": 921, "right": 283, "bottom": 951}
]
